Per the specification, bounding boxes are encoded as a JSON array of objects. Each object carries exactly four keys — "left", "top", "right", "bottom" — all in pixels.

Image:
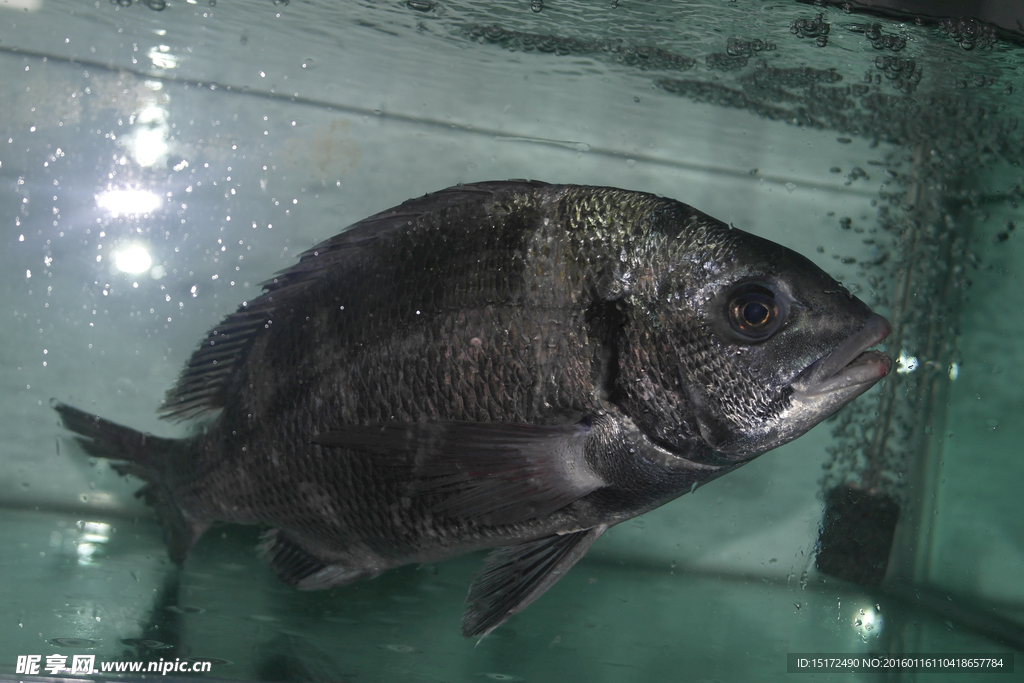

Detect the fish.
[{"left": 54, "top": 180, "right": 892, "bottom": 637}]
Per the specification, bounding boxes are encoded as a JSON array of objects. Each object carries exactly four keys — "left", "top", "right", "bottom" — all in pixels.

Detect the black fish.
[{"left": 55, "top": 181, "right": 891, "bottom": 637}]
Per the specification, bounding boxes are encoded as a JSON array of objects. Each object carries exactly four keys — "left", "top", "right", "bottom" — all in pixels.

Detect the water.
[{"left": 0, "top": 1, "right": 1021, "bottom": 681}]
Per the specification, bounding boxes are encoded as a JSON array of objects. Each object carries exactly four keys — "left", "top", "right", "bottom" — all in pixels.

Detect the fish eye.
[{"left": 726, "top": 284, "right": 786, "bottom": 341}]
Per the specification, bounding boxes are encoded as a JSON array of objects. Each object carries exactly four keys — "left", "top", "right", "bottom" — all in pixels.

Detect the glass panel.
[{"left": 1, "top": 1, "right": 1020, "bottom": 680}]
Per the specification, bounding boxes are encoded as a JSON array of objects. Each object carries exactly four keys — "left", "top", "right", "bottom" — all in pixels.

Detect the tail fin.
[{"left": 53, "top": 401, "right": 206, "bottom": 564}]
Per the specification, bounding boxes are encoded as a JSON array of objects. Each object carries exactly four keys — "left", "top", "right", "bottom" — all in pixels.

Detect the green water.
[{"left": 0, "top": 1, "right": 1021, "bottom": 681}]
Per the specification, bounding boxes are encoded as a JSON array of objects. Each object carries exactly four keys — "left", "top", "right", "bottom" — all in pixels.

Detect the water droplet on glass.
[{"left": 530, "top": 0, "right": 543, "bottom": 12}]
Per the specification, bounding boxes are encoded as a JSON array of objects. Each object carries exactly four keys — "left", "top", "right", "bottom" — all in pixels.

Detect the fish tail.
[{"left": 53, "top": 401, "right": 205, "bottom": 564}]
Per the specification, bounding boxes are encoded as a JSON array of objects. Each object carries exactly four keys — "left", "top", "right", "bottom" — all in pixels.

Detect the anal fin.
[
  {"left": 462, "top": 525, "right": 607, "bottom": 638},
  {"left": 258, "top": 530, "right": 372, "bottom": 590}
]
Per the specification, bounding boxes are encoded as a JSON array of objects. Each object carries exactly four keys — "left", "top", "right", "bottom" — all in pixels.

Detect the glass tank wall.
[{"left": 0, "top": 0, "right": 1021, "bottom": 681}]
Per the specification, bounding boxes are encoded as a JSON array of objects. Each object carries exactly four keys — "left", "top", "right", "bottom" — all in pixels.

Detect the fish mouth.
[{"left": 792, "top": 313, "right": 893, "bottom": 398}]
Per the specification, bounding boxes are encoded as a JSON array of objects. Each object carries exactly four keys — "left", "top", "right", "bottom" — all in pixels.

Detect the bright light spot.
[
  {"left": 121, "top": 105, "right": 171, "bottom": 167},
  {"left": 96, "top": 189, "right": 161, "bottom": 216},
  {"left": 148, "top": 46, "right": 178, "bottom": 70},
  {"left": 136, "top": 105, "right": 166, "bottom": 125},
  {"left": 75, "top": 521, "right": 112, "bottom": 566},
  {"left": 948, "top": 362, "right": 959, "bottom": 381},
  {"left": 132, "top": 126, "right": 170, "bottom": 167},
  {"left": 851, "top": 605, "right": 882, "bottom": 639},
  {"left": 895, "top": 349, "right": 918, "bottom": 375},
  {"left": 0, "top": 0, "right": 43, "bottom": 11},
  {"left": 79, "top": 521, "right": 112, "bottom": 544},
  {"left": 113, "top": 244, "right": 153, "bottom": 274}
]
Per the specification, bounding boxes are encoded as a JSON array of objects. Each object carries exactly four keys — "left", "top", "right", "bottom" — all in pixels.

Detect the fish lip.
[{"left": 791, "top": 313, "right": 893, "bottom": 397}]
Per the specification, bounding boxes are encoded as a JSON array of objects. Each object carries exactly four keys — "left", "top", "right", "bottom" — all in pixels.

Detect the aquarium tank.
[{"left": 0, "top": 0, "right": 1021, "bottom": 681}]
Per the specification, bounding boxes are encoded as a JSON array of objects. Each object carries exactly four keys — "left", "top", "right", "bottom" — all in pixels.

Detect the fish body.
[{"left": 56, "top": 181, "right": 891, "bottom": 636}]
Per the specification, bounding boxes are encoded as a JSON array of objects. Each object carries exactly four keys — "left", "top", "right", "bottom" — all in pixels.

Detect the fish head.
[{"left": 624, "top": 221, "right": 892, "bottom": 464}]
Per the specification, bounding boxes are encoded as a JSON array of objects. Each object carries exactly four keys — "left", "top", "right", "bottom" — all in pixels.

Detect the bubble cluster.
[
  {"left": 940, "top": 17, "right": 998, "bottom": 51},
  {"left": 873, "top": 56, "right": 922, "bottom": 94},
  {"left": 791, "top": 13, "right": 830, "bottom": 47},
  {"left": 850, "top": 23, "right": 906, "bottom": 52},
  {"left": 465, "top": 25, "right": 695, "bottom": 71},
  {"left": 704, "top": 36, "right": 776, "bottom": 71}
]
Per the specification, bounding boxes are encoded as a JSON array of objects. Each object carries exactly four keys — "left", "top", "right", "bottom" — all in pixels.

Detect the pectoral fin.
[
  {"left": 462, "top": 525, "right": 608, "bottom": 638},
  {"left": 313, "top": 421, "right": 604, "bottom": 525}
]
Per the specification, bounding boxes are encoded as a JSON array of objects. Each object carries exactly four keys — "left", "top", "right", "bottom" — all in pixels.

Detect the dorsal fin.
[{"left": 158, "top": 181, "right": 550, "bottom": 421}]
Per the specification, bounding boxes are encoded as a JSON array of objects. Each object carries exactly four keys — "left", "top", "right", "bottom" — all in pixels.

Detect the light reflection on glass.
[
  {"left": 96, "top": 189, "right": 161, "bottom": 216},
  {"left": 130, "top": 105, "right": 171, "bottom": 167},
  {"left": 852, "top": 604, "right": 882, "bottom": 640},
  {"left": 112, "top": 243, "right": 154, "bottom": 275},
  {"left": 132, "top": 127, "right": 170, "bottom": 167},
  {"left": 75, "top": 521, "right": 112, "bottom": 566},
  {"left": 0, "top": 0, "right": 43, "bottom": 11},
  {"left": 895, "top": 348, "right": 919, "bottom": 375},
  {"left": 148, "top": 45, "right": 179, "bottom": 70}
]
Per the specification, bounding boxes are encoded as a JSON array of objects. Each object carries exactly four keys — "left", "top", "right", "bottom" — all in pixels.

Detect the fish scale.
[{"left": 54, "top": 180, "right": 891, "bottom": 637}]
